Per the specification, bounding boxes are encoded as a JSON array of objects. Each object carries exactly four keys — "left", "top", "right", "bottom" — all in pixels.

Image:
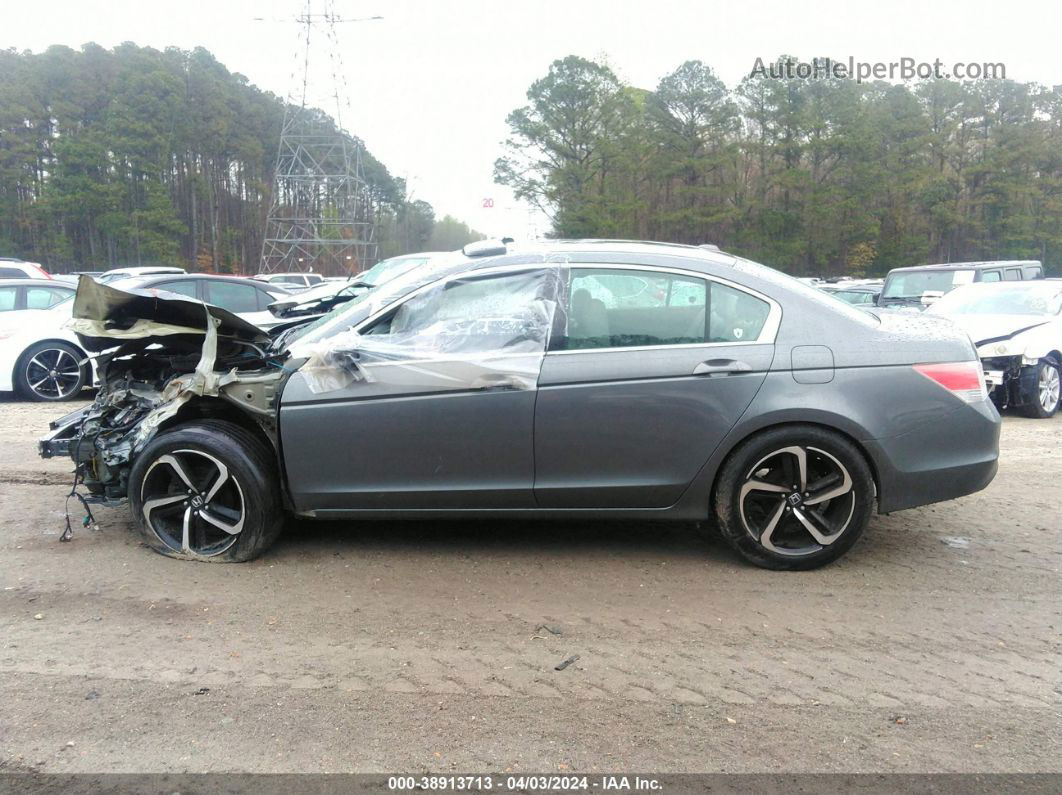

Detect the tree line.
[
  {"left": 0, "top": 43, "right": 481, "bottom": 273},
  {"left": 496, "top": 56, "right": 1062, "bottom": 276}
]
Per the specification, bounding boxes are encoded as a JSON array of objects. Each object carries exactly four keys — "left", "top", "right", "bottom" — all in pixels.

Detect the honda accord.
[{"left": 40, "top": 241, "right": 1000, "bottom": 570}]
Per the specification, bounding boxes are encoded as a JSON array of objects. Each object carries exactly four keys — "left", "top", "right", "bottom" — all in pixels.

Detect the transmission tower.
[{"left": 259, "top": 1, "right": 380, "bottom": 275}]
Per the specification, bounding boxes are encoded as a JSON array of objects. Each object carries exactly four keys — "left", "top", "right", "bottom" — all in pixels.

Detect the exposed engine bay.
[{"left": 40, "top": 277, "right": 296, "bottom": 503}]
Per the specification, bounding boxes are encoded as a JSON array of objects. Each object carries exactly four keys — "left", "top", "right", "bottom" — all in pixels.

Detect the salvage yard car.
[
  {"left": 879, "top": 260, "right": 1044, "bottom": 310},
  {"left": 927, "top": 280, "right": 1062, "bottom": 418},
  {"left": 39, "top": 240, "right": 1001, "bottom": 570}
]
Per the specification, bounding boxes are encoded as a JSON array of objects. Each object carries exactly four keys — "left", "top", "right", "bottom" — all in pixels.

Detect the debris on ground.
[
  {"left": 554, "top": 655, "right": 579, "bottom": 671},
  {"left": 940, "top": 536, "right": 970, "bottom": 549}
]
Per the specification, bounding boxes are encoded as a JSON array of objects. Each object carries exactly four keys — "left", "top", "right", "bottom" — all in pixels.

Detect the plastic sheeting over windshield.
[{"left": 298, "top": 266, "right": 563, "bottom": 394}]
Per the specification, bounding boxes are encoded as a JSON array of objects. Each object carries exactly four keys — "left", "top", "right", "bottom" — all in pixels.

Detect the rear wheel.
[
  {"left": 15, "top": 341, "right": 88, "bottom": 401},
  {"left": 128, "top": 420, "right": 284, "bottom": 562},
  {"left": 713, "top": 426, "right": 875, "bottom": 570},
  {"left": 1020, "top": 359, "right": 1060, "bottom": 419}
]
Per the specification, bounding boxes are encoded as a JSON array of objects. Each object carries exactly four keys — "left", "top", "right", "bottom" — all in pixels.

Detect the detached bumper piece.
[{"left": 38, "top": 406, "right": 91, "bottom": 459}]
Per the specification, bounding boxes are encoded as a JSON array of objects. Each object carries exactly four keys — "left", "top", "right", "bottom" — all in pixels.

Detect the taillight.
[
  {"left": 913, "top": 361, "right": 987, "bottom": 403},
  {"left": 28, "top": 262, "right": 53, "bottom": 280}
]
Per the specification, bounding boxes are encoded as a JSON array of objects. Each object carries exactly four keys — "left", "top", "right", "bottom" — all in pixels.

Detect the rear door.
[{"left": 533, "top": 265, "right": 777, "bottom": 508}]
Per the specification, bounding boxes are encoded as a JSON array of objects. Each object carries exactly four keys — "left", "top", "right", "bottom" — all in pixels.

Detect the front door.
[
  {"left": 280, "top": 267, "right": 558, "bottom": 513},
  {"left": 533, "top": 265, "right": 777, "bottom": 508}
]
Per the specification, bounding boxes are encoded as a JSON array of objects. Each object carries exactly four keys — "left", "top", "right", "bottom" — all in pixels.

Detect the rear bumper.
[{"left": 866, "top": 398, "right": 1000, "bottom": 513}]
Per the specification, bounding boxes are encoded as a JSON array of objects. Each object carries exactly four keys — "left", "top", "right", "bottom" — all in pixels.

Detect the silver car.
[{"left": 40, "top": 241, "right": 1000, "bottom": 570}]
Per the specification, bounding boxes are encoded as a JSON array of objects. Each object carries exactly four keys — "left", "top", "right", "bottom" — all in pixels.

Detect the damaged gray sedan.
[{"left": 40, "top": 241, "right": 1001, "bottom": 570}]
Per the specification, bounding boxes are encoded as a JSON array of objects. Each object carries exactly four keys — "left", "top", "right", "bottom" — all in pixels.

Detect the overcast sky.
[{"left": 4, "top": 0, "right": 1061, "bottom": 240}]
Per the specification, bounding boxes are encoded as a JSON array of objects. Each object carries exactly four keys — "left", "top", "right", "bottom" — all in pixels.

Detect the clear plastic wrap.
[{"left": 299, "top": 266, "right": 562, "bottom": 394}]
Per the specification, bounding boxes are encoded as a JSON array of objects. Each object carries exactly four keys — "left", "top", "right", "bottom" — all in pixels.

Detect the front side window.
[
  {"left": 298, "top": 268, "right": 561, "bottom": 394},
  {"left": 981, "top": 271, "right": 1001, "bottom": 282},
  {"left": 367, "top": 269, "right": 558, "bottom": 355},
  {"left": 1004, "top": 269, "right": 1021, "bottom": 281},
  {"left": 553, "top": 268, "right": 769, "bottom": 351}
]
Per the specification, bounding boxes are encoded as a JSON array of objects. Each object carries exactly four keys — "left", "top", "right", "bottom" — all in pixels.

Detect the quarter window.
[{"left": 553, "top": 268, "right": 770, "bottom": 351}]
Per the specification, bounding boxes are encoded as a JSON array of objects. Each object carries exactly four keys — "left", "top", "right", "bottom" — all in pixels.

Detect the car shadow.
[{"left": 275, "top": 516, "right": 732, "bottom": 563}]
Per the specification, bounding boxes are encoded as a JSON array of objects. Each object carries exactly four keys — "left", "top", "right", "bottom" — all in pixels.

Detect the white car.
[
  {"left": 928, "top": 280, "right": 1062, "bottom": 418},
  {"left": 0, "top": 257, "right": 53, "bottom": 280},
  {"left": 1, "top": 276, "right": 290, "bottom": 401},
  {"left": 252, "top": 272, "right": 325, "bottom": 289},
  {"left": 96, "top": 266, "right": 186, "bottom": 284},
  {"left": 0, "top": 297, "right": 90, "bottom": 401}
]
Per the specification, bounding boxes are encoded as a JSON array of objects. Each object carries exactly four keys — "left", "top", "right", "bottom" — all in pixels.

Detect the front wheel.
[
  {"left": 128, "top": 420, "right": 285, "bottom": 562},
  {"left": 1020, "top": 359, "right": 1060, "bottom": 419},
  {"left": 712, "top": 426, "right": 875, "bottom": 570}
]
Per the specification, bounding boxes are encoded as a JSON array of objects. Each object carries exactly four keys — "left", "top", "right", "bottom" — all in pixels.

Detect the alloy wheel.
[
  {"left": 1038, "top": 364, "right": 1060, "bottom": 413},
  {"left": 738, "top": 445, "right": 857, "bottom": 557},
  {"left": 24, "top": 347, "right": 82, "bottom": 399},
  {"left": 141, "top": 449, "right": 245, "bottom": 557}
]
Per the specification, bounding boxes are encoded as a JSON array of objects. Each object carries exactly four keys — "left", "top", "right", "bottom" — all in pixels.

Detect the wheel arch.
[{"left": 698, "top": 416, "right": 883, "bottom": 515}]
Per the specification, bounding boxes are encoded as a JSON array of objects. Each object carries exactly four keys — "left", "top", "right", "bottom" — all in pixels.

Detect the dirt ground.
[{"left": 0, "top": 395, "right": 1058, "bottom": 775}]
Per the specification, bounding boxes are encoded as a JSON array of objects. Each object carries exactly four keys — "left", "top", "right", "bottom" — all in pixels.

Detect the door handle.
[{"left": 693, "top": 359, "right": 752, "bottom": 376}]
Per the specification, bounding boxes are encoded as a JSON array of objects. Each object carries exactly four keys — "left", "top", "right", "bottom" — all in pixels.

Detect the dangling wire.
[{"left": 60, "top": 434, "right": 100, "bottom": 542}]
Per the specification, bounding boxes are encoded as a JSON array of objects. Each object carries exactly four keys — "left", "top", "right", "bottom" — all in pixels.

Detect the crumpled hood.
[
  {"left": 937, "top": 313, "right": 1049, "bottom": 346},
  {"left": 69, "top": 275, "right": 270, "bottom": 352}
]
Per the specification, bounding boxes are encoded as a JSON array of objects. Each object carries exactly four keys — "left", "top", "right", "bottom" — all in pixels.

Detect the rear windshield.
[{"left": 882, "top": 269, "right": 974, "bottom": 299}]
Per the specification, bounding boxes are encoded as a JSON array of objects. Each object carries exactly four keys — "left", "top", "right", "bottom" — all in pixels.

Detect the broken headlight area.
[
  {"left": 980, "top": 354, "right": 1037, "bottom": 410},
  {"left": 42, "top": 335, "right": 288, "bottom": 503},
  {"left": 39, "top": 276, "right": 289, "bottom": 506}
]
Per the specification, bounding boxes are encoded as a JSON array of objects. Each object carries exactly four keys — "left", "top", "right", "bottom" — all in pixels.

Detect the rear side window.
[
  {"left": 0, "top": 286, "right": 16, "bottom": 310},
  {"left": 26, "top": 286, "right": 69, "bottom": 308},
  {"left": 554, "top": 268, "right": 769, "bottom": 350},
  {"left": 204, "top": 281, "right": 260, "bottom": 313},
  {"left": 0, "top": 267, "right": 24, "bottom": 278}
]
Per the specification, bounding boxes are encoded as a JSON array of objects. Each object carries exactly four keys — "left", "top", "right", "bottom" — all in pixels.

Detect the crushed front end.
[{"left": 38, "top": 277, "right": 290, "bottom": 504}]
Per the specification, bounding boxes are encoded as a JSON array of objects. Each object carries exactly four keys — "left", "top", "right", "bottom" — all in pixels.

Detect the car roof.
[
  {"left": 125, "top": 273, "right": 280, "bottom": 286},
  {"left": 0, "top": 278, "right": 74, "bottom": 287},
  {"left": 886, "top": 260, "right": 1041, "bottom": 274}
]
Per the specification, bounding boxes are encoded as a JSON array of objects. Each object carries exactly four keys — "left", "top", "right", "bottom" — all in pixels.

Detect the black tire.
[
  {"left": 1019, "top": 359, "right": 1060, "bottom": 419},
  {"left": 712, "top": 425, "right": 875, "bottom": 571},
  {"left": 15, "top": 340, "right": 89, "bottom": 401},
  {"left": 128, "top": 420, "right": 285, "bottom": 562}
]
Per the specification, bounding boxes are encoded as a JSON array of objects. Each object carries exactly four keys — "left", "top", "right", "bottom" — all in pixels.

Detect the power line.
[{"left": 257, "top": 1, "right": 381, "bottom": 275}]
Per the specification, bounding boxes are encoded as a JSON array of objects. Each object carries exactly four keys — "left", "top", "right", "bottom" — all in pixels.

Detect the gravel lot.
[{"left": 0, "top": 396, "right": 1059, "bottom": 774}]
